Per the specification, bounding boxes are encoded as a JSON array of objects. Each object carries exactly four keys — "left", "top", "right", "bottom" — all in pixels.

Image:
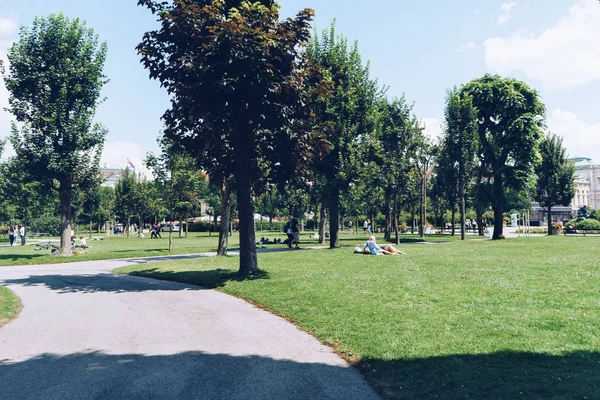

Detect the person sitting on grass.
[
  {"left": 79, "top": 236, "right": 88, "bottom": 249},
  {"left": 363, "top": 236, "right": 404, "bottom": 255}
]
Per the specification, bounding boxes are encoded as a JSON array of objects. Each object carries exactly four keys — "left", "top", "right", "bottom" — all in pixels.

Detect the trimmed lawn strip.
[
  {"left": 114, "top": 236, "right": 600, "bottom": 399},
  {"left": 0, "top": 286, "right": 21, "bottom": 327},
  {"left": 0, "top": 231, "right": 457, "bottom": 267}
]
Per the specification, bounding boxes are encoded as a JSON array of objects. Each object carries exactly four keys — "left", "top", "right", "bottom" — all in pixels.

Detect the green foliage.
[
  {"left": 114, "top": 168, "right": 139, "bottom": 229},
  {"left": 534, "top": 133, "right": 576, "bottom": 209},
  {"left": 4, "top": 13, "right": 107, "bottom": 185},
  {"left": 574, "top": 219, "right": 600, "bottom": 230},
  {"left": 307, "top": 22, "right": 381, "bottom": 247},
  {"left": 29, "top": 213, "right": 61, "bottom": 236}
]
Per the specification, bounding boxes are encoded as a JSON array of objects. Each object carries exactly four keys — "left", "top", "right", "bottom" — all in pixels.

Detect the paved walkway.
[{"left": 0, "top": 256, "right": 379, "bottom": 399}]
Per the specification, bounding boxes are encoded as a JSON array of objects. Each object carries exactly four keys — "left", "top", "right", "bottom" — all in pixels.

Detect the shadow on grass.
[
  {"left": 0, "top": 254, "right": 48, "bottom": 262},
  {"left": 0, "top": 351, "right": 377, "bottom": 400},
  {"left": 111, "top": 248, "right": 169, "bottom": 253},
  {"left": 358, "top": 351, "right": 600, "bottom": 399},
  {"left": 125, "top": 267, "right": 270, "bottom": 289}
]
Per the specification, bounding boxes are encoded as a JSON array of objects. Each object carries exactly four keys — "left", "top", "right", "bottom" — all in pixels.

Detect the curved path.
[{"left": 0, "top": 257, "right": 379, "bottom": 399}]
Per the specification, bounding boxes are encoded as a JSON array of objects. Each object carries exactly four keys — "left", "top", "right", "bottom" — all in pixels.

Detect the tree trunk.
[
  {"left": 235, "top": 174, "right": 258, "bottom": 275},
  {"left": 139, "top": 216, "right": 143, "bottom": 238},
  {"left": 420, "top": 173, "right": 426, "bottom": 239},
  {"left": 460, "top": 176, "right": 466, "bottom": 241},
  {"left": 89, "top": 215, "right": 93, "bottom": 239},
  {"left": 59, "top": 179, "right": 73, "bottom": 256},
  {"left": 126, "top": 216, "right": 130, "bottom": 239},
  {"left": 318, "top": 204, "right": 326, "bottom": 245},
  {"left": 329, "top": 187, "right": 340, "bottom": 248},
  {"left": 217, "top": 178, "right": 233, "bottom": 256},
  {"left": 168, "top": 230, "right": 172, "bottom": 253},
  {"left": 384, "top": 192, "right": 392, "bottom": 241},
  {"left": 547, "top": 205, "right": 552, "bottom": 235},
  {"left": 492, "top": 175, "right": 505, "bottom": 240},
  {"left": 179, "top": 217, "right": 184, "bottom": 238},
  {"left": 476, "top": 210, "right": 484, "bottom": 236},
  {"left": 451, "top": 208, "right": 456, "bottom": 236},
  {"left": 393, "top": 196, "right": 399, "bottom": 245}
]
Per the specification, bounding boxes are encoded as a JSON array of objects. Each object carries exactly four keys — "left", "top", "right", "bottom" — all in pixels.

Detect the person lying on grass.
[{"left": 362, "top": 236, "right": 404, "bottom": 255}]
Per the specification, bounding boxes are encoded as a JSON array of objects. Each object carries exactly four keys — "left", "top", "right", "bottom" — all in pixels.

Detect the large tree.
[
  {"left": 307, "top": 23, "right": 380, "bottom": 248},
  {"left": 377, "top": 97, "right": 417, "bottom": 244},
  {"left": 461, "top": 74, "right": 545, "bottom": 239},
  {"left": 2, "top": 13, "right": 107, "bottom": 255},
  {"left": 443, "top": 88, "right": 478, "bottom": 240},
  {"left": 138, "top": 0, "right": 325, "bottom": 274},
  {"left": 534, "top": 133, "right": 575, "bottom": 235}
]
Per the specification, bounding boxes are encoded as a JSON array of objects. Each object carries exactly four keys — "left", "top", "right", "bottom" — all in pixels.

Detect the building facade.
[{"left": 531, "top": 157, "right": 600, "bottom": 225}]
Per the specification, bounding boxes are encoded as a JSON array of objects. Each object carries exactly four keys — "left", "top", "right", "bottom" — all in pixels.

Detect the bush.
[
  {"left": 189, "top": 220, "right": 217, "bottom": 232},
  {"left": 29, "top": 214, "right": 61, "bottom": 236},
  {"left": 576, "top": 219, "right": 600, "bottom": 230}
]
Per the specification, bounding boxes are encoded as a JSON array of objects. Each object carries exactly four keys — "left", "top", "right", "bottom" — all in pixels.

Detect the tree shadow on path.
[
  {"left": 0, "top": 350, "right": 378, "bottom": 400},
  {"left": 0, "top": 273, "right": 206, "bottom": 294}
]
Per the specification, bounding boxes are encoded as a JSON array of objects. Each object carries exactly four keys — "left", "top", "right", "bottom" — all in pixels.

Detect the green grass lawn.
[
  {"left": 0, "top": 230, "right": 457, "bottom": 267},
  {"left": 0, "top": 286, "right": 21, "bottom": 327},
  {"left": 115, "top": 236, "right": 600, "bottom": 399}
]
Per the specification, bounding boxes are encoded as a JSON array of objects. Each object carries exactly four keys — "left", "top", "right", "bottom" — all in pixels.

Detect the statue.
[{"left": 577, "top": 205, "right": 591, "bottom": 221}]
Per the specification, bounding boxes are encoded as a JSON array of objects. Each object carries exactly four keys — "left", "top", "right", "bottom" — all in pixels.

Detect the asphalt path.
[{"left": 0, "top": 256, "right": 379, "bottom": 400}]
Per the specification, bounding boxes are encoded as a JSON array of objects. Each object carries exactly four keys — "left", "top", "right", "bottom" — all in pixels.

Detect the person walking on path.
[{"left": 19, "top": 224, "right": 26, "bottom": 245}]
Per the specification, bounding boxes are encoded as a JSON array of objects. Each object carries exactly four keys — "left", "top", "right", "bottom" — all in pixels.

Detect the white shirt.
[{"left": 19, "top": 226, "right": 25, "bottom": 236}]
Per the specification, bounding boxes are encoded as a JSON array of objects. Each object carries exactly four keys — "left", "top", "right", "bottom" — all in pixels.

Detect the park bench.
[
  {"left": 563, "top": 228, "right": 600, "bottom": 236},
  {"left": 31, "top": 232, "right": 51, "bottom": 238}
]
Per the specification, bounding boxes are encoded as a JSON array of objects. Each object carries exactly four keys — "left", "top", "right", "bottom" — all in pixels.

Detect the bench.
[
  {"left": 563, "top": 228, "right": 600, "bottom": 236},
  {"left": 31, "top": 232, "right": 51, "bottom": 238}
]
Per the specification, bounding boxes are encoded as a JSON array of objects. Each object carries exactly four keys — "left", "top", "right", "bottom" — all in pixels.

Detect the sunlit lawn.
[
  {"left": 0, "top": 286, "right": 21, "bottom": 327},
  {"left": 0, "top": 230, "right": 460, "bottom": 267},
  {"left": 115, "top": 236, "right": 600, "bottom": 399}
]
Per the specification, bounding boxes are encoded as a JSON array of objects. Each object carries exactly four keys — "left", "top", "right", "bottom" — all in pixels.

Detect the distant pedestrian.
[
  {"left": 291, "top": 216, "right": 300, "bottom": 249},
  {"left": 347, "top": 220, "right": 353, "bottom": 232},
  {"left": 283, "top": 216, "right": 294, "bottom": 248},
  {"left": 19, "top": 224, "right": 26, "bottom": 245},
  {"left": 8, "top": 226, "right": 15, "bottom": 246},
  {"left": 156, "top": 223, "right": 162, "bottom": 238},
  {"left": 363, "top": 220, "right": 369, "bottom": 234}
]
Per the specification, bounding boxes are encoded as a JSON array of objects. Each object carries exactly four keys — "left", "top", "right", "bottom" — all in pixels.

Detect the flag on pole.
[{"left": 127, "top": 159, "right": 136, "bottom": 170}]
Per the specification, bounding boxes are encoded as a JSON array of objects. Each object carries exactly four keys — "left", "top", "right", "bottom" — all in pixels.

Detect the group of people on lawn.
[{"left": 270, "top": 216, "right": 403, "bottom": 256}]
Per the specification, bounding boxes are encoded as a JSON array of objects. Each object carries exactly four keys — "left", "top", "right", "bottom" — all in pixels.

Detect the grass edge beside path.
[{"left": 0, "top": 286, "right": 22, "bottom": 327}]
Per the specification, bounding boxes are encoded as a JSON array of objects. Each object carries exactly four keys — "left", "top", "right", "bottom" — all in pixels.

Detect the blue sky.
[{"left": 1, "top": 0, "right": 599, "bottom": 174}]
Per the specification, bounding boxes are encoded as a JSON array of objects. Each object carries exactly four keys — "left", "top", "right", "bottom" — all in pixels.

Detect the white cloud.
[
  {"left": 459, "top": 41, "right": 476, "bottom": 50},
  {"left": 0, "top": 17, "right": 17, "bottom": 37},
  {"left": 484, "top": 0, "right": 600, "bottom": 91},
  {"left": 101, "top": 141, "right": 152, "bottom": 180},
  {"left": 547, "top": 109, "right": 600, "bottom": 159},
  {"left": 420, "top": 118, "right": 443, "bottom": 141},
  {"left": 497, "top": 2, "right": 517, "bottom": 26}
]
